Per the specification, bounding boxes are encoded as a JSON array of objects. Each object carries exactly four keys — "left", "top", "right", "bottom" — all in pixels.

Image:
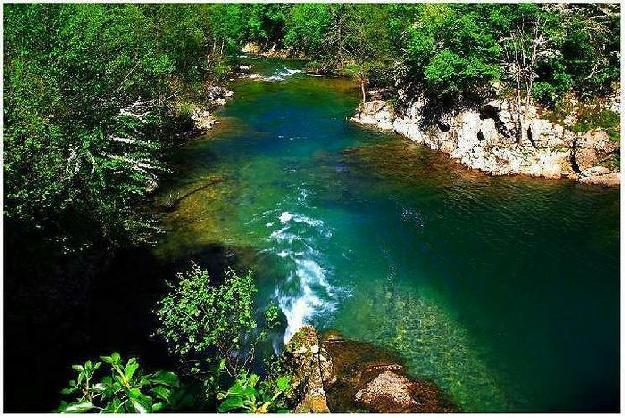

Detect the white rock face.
[
  {"left": 351, "top": 99, "right": 619, "bottom": 185},
  {"left": 191, "top": 109, "right": 215, "bottom": 131}
]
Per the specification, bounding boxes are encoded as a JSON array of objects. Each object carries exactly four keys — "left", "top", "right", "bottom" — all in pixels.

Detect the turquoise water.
[{"left": 156, "top": 59, "right": 620, "bottom": 412}]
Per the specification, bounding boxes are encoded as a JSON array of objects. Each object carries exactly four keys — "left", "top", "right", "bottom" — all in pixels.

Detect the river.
[{"left": 155, "top": 58, "right": 619, "bottom": 412}]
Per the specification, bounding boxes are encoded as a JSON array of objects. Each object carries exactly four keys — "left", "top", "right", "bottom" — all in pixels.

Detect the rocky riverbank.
[
  {"left": 284, "top": 326, "right": 454, "bottom": 413},
  {"left": 351, "top": 97, "right": 620, "bottom": 186},
  {"left": 184, "top": 86, "right": 234, "bottom": 137}
]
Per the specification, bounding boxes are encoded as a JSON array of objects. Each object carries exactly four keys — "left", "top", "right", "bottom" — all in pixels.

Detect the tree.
[
  {"left": 283, "top": 4, "right": 331, "bottom": 57},
  {"left": 500, "top": 4, "right": 548, "bottom": 141}
]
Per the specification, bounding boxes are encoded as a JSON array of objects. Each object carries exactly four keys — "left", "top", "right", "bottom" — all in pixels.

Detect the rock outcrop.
[
  {"left": 284, "top": 326, "right": 331, "bottom": 413},
  {"left": 284, "top": 327, "right": 454, "bottom": 413},
  {"left": 184, "top": 86, "right": 234, "bottom": 135},
  {"left": 241, "top": 42, "right": 299, "bottom": 59},
  {"left": 351, "top": 98, "right": 619, "bottom": 186}
]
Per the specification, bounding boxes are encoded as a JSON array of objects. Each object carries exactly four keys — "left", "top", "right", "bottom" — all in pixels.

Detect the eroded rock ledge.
[
  {"left": 351, "top": 99, "right": 619, "bottom": 187},
  {"left": 188, "top": 86, "right": 234, "bottom": 134},
  {"left": 284, "top": 326, "right": 454, "bottom": 413}
]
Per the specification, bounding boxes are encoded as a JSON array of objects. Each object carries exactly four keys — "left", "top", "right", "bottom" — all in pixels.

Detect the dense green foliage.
[
  {"left": 3, "top": 4, "right": 294, "bottom": 256},
  {"left": 59, "top": 265, "right": 291, "bottom": 413},
  {"left": 217, "top": 373, "right": 292, "bottom": 413},
  {"left": 153, "top": 264, "right": 288, "bottom": 411},
  {"left": 280, "top": 3, "right": 619, "bottom": 105},
  {"left": 58, "top": 353, "right": 183, "bottom": 413},
  {"left": 154, "top": 264, "right": 281, "bottom": 377},
  {"left": 4, "top": 4, "right": 221, "bottom": 252}
]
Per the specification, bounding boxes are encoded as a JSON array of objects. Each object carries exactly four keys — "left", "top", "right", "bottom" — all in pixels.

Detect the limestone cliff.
[{"left": 351, "top": 98, "right": 619, "bottom": 186}]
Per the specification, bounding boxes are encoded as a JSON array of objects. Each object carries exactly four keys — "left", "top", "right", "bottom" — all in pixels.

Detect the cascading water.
[{"left": 259, "top": 187, "right": 341, "bottom": 343}]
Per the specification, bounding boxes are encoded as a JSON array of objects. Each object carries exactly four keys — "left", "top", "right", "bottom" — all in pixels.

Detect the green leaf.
[
  {"left": 275, "top": 376, "right": 290, "bottom": 391},
  {"left": 148, "top": 370, "right": 179, "bottom": 387},
  {"left": 226, "top": 381, "right": 244, "bottom": 397},
  {"left": 60, "top": 387, "right": 76, "bottom": 395},
  {"left": 100, "top": 355, "right": 113, "bottom": 364},
  {"left": 152, "top": 402, "right": 165, "bottom": 412},
  {"left": 124, "top": 358, "right": 139, "bottom": 381},
  {"left": 218, "top": 395, "right": 244, "bottom": 412},
  {"left": 103, "top": 399, "right": 123, "bottom": 413},
  {"left": 127, "top": 389, "right": 153, "bottom": 413},
  {"left": 151, "top": 386, "right": 171, "bottom": 402},
  {"left": 56, "top": 401, "right": 69, "bottom": 413},
  {"left": 248, "top": 374, "right": 260, "bottom": 388},
  {"left": 60, "top": 401, "right": 94, "bottom": 413},
  {"left": 101, "top": 352, "right": 121, "bottom": 365},
  {"left": 242, "top": 385, "right": 257, "bottom": 400}
]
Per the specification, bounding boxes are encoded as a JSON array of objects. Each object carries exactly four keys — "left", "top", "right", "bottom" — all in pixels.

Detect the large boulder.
[
  {"left": 574, "top": 130, "right": 619, "bottom": 172},
  {"left": 350, "top": 100, "right": 395, "bottom": 131},
  {"left": 320, "top": 330, "right": 454, "bottom": 413},
  {"left": 355, "top": 370, "right": 453, "bottom": 413}
]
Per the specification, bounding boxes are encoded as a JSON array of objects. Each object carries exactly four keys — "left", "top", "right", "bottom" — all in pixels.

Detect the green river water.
[{"left": 155, "top": 59, "right": 619, "bottom": 412}]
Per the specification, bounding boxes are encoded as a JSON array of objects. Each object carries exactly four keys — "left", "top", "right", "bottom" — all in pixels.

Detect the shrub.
[{"left": 154, "top": 264, "right": 281, "bottom": 377}]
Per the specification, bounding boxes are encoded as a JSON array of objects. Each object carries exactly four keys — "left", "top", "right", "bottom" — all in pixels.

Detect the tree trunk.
[{"left": 360, "top": 78, "right": 367, "bottom": 104}]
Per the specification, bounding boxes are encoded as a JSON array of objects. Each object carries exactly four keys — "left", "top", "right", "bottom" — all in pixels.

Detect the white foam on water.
[
  {"left": 279, "top": 212, "right": 293, "bottom": 223},
  {"left": 259, "top": 68, "right": 303, "bottom": 82},
  {"left": 298, "top": 189, "right": 308, "bottom": 203},
  {"left": 258, "top": 204, "right": 342, "bottom": 343},
  {"left": 269, "top": 227, "right": 298, "bottom": 244},
  {"left": 281, "top": 68, "right": 302, "bottom": 76},
  {"left": 277, "top": 257, "right": 336, "bottom": 343}
]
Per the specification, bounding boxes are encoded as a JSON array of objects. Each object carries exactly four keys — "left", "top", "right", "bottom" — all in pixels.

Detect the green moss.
[
  {"left": 571, "top": 108, "right": 620, "bottom": 142},
  {"left": 541, "top": 97, "right": 620, "bottom": 142}
]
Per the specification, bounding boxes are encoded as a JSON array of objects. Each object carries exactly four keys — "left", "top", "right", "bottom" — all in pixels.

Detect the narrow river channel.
[{"left": 155, "top": 58, "right": 619, "bottom": 412}]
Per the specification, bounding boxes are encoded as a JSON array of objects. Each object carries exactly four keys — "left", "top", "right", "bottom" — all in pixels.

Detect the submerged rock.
[
  {"left": 284, "top": 326, "right": 454, "bottom": 413},
  {"left": 355, "top": 370, "right": 446, "bottom": 413},
  {"left": 191, "top": 109, "right": 216, "bottom": 131},
  {"left": 320, "top": 330, "right": 454, "bottom": 413}
]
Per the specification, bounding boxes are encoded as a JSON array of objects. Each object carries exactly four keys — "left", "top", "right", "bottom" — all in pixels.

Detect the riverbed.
[{"left": 156, "top": 58, "right": 619, "bottom": 412}]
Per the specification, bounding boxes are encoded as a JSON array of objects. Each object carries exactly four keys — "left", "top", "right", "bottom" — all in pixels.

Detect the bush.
[
  {"left": 573, "top": 107, "right": 620, "bottom": 141},
  {"left": 154, "top": 264, "right": 281, "bottom": 377}
]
